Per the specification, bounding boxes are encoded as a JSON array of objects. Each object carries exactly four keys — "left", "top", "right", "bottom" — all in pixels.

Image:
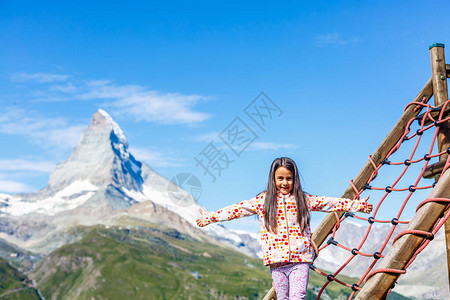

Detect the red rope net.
[{"left": 310, "top": 99, "right": 450, "bottom": 299}]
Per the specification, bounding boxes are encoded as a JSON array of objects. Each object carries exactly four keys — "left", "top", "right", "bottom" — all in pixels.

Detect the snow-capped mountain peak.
[
  {"left": 0, "top": 109, "right": 262, "bottom": 259},
  {"left": 92, "top": 109, "right": 127, "bottom": 146},
  {"left": 45, "top": 109, "right": 143, "bottom": 193}
]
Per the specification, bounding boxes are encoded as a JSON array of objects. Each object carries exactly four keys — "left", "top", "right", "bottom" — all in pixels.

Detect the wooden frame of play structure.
[{"left": 263, "top": 43, "right": 450, "bottom": 299}]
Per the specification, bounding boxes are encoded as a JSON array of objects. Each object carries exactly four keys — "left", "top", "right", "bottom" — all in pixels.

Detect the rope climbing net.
[{"left": 310, "top": 99, "right": 450, "bottom": 299}]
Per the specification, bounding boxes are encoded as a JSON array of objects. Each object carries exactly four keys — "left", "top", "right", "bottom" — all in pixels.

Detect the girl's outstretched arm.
[
  {"left": 307, "top": 194, "right": 372, "bottom": 213},
  {"left": 195, "top": 197, "right": 259, "bottom": 227}
]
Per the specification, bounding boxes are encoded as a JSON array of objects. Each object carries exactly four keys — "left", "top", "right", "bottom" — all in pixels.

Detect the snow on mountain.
[
  {"left": 0, "top": 180, "right": 98, "bottom": 216},
  {"left": 0, "top": 109, "right": 260, "bottom": 258},
  {"left": 123, "top": 181, "right": 262, "bottom": 258},
  {"left": 44, "top": 109, "right": 143, "bottom": 195},
  {"left": 96, "top": 109, "right": 127, "bottom": 143}
]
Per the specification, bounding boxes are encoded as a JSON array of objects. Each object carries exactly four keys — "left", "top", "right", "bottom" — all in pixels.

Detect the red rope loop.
[
  {"left": 368, "top": 155, "right": 379, "bottom": 180},
  {"left": 392, "top": 229, "right": 434, "bottom": 244},
  {"left": 366, "top": 268, "right": 406, "bottom": 282},
  {"left": 333, "top": 211, "right": 340, "bottom": 230},
  {"left": 416, "top": 197, "right": 450, "bottom": 211},
  {"left": 403, "top": 98, "right": 430, "bottom": 112},
  {"left": 349, "top": 179, "right": 360, "bottom": 198}
]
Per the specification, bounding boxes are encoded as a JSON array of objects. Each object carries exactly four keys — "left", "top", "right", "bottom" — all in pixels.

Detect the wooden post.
[
  {"left": 356, "top": 43, "right": 450, "bottom": 299},
  {"left": 430, "top": 43, "right": 448, "bottom": 106},
  {"left": 430, "top": 43, "right": 450, "bottom": 292},
  {"left": 262, "top": 79, "right": 433, "bottom": 300}
]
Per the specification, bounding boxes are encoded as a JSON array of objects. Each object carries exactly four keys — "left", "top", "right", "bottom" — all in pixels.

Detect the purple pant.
[{"left": 270, "top": 262, "right": 310, "bottom": 300}]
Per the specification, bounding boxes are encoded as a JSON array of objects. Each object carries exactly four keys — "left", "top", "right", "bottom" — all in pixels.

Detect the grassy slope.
[
  {"left": 31, "top": 224, "right": 411, "bottom": 300},
  {"left": 0, "top": 257, "right": 39, "bottom": 299},
  {"left": 32, "top": 225, "right": 272, "bottom": 299}
]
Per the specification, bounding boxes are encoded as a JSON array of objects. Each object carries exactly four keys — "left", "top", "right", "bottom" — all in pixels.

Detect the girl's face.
[{"left": 274, "top": 166, "right": 293, "bottom": 195}]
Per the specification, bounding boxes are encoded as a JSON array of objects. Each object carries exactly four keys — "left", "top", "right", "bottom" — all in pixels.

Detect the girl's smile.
[{"left": 275, "top": 166, "right": 294, "bottom": 195}]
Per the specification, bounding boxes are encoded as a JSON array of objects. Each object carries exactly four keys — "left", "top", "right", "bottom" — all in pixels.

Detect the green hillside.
[
  {"left": 30, "top": 223, "right": 411, "bottom": 299},
  {"left": 32, "top": 224, "right": 272, "bottom": 299},
  {"left": 0, "top": 257, "right": 40, "bottom": 299}
]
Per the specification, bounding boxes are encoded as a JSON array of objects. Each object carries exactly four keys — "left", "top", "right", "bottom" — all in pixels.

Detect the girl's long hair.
[{"left": 264, "top": 157, "right": 309, "bottom": 233}]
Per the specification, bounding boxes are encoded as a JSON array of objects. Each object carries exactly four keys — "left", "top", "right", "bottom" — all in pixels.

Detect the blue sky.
[{"left": 1, "top": 1, "right": 449, "bottom": 231}]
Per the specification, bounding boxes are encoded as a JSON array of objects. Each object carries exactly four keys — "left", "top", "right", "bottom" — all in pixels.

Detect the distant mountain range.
[
  {"left": 0, "top": 109, "right": 259, "bottom": 257},
  {"left": 0, "top": 109, "right": 445, "bottom": 299}
]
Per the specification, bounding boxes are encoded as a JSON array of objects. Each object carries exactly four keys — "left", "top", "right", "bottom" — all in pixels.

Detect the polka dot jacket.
[{"left": 200, "top": 191, "right": 367, "bottom": 266}]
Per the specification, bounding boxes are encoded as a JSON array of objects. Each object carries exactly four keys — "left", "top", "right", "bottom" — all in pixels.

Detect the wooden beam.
[
  {"left": 262, "top": 290, "right": 275, "bottom": 300},
  {"left": 446, "top": 64, "right": 450, "bottom": 78},
  {"left": 262, "top": 79, "right": 433, "bottom": 300},
  {"left": 430, "top": 44, "right": 450, "bottom": 292},
  {"left": 355, "top": 169, "right": 450, "bottom": 299},
  {"left": 423, "top": 159, "right": 447, "bottom": 179}
]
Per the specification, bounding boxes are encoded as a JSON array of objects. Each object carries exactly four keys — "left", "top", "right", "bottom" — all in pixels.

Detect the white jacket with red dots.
[{"left": 201, "top": 191, "right": 367, "bottom": 266}]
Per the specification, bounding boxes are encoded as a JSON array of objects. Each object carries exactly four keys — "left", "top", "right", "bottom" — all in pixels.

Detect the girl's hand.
[
  {"left": 360, "top": 196, "right": 373, "bottom": 214},
  {"left": 196, "top": 208, "right": 207, "bottom": 227}
]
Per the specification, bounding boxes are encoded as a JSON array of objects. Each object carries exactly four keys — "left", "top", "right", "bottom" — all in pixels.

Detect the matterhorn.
[{"left": 0, "top": 109, "right": 259, "bottom": 257}]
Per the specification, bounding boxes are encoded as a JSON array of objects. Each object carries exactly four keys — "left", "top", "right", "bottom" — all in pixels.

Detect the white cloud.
[
  {"left": 0, "top": 107, "right": 85, "bottom": 153},
  {"left": 20, "top": 76, "right": 211, "bottom": 125},
  {"left": 0, "top": 160, "right": 55, "bottom": 194},
  {"left": 248, "top": 142, "right": 296, "bottom": 150},
  {"left": 49, "top": 83, "right": 77, "bottom": 93},
  {"left": 0, "top": 159, "right": 55, "bottom": 172},
  {"left": 315, "top": 33, "right": 359, "bottom": 46},
  {"left": 77, "top": 81, "right": 211, "bottom": 125},
  {"left": 79, "top": 80, "right": 143, "bottom": 98},
  {"left": 0, "top": 175, "right": 33, "bottom": 193},
  {"left": 11, "top": 72, "right": 70, "bottom": 83},
  {"left": 129, "top": 146, "right": 182, "bottom": 167}
]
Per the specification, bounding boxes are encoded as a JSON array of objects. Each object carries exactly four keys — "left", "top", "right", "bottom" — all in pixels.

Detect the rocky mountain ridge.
[{"left": 0, "top": 109, "right": 260, "bottom": 257}]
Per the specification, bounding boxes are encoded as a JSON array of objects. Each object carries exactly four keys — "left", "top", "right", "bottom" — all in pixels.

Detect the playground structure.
[{"left": 263, "top": 43, "right": 450, "bottom": 299}]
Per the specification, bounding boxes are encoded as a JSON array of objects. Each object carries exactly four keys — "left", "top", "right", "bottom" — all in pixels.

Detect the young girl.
[{"left": 196, "top": 157, "right": 373, "bottom": 300}]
